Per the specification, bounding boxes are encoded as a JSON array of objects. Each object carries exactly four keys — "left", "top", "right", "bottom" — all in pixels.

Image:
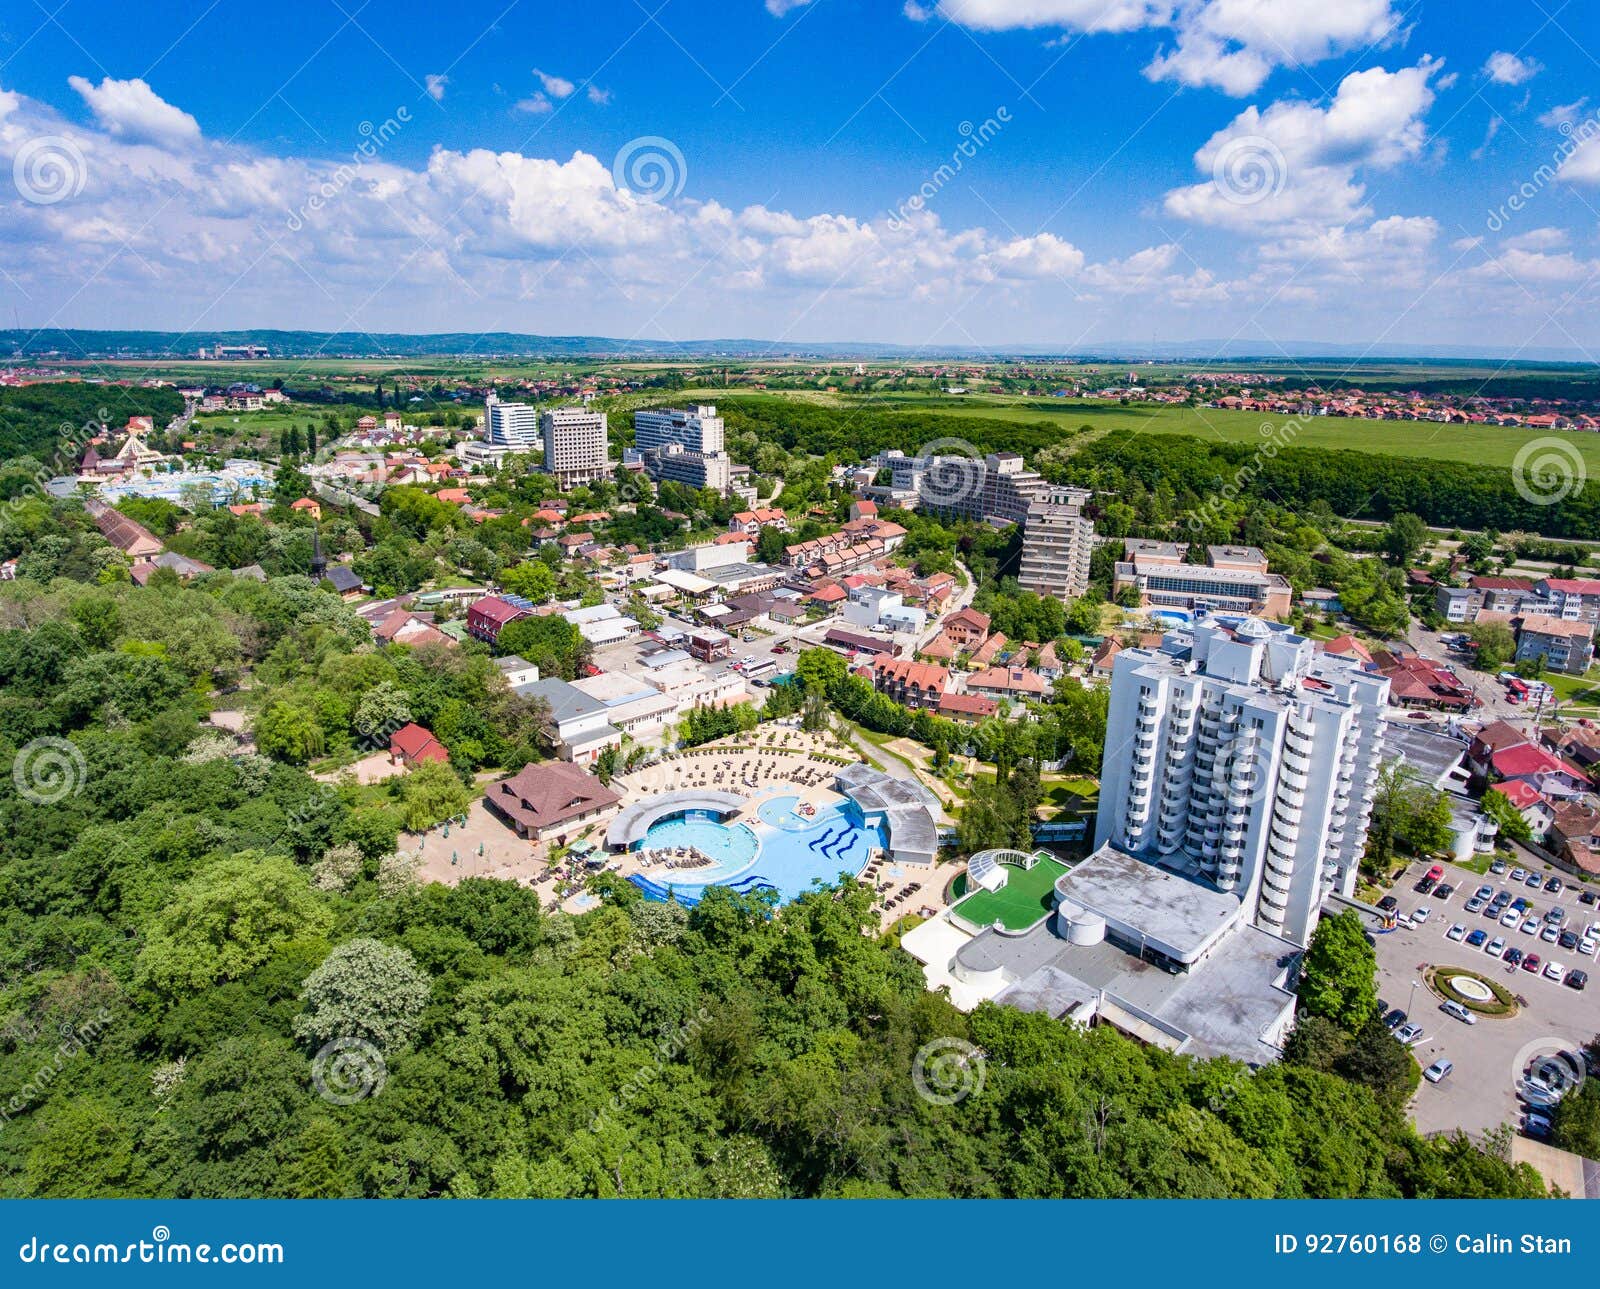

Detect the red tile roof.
[{"left": 389, "top": 722, "right": 448, "bottom": 765}]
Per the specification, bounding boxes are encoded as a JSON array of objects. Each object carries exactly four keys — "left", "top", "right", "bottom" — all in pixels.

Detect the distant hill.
[{"left": 4, "top": 328, "right": 1599, "bottom": 366}]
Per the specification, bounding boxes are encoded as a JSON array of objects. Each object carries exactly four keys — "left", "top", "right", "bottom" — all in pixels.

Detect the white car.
[
  {"left": 1511, "top": 868, "right": 1528, "bottom": 883},
  {"left": 1395, "top": 1022, "right": 1425, "bottom": 1046},
  {"left": 1413, "top": 906, "right": 1432, "bottom": 925},
  {"left": 1541, "top": 925, "right": 1561, "bottom": 944},
  {"left": 1544, "top": 961, "right": 1566, "bottom": 982},
  {"left": 1580, "top": 936, "right": 1598, "bottom": 957},
  {"left": 1446, "top": 923, "right": 1467, "bottom": 941},
  {"left": 1523, "top": 917, "right": 1542, "bottom": 935},
  {"left": 1487, "top": 936, "right": 1506, "bottom": 956},
  {"left": 1424, "top": 1058, "right": 1454, "bottom": 1083},
  {"left": 1500, "top": 909, "right": 1520, "bottom": 928}
]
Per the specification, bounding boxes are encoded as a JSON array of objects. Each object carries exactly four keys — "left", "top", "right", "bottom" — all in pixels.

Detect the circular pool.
[
  {"left": 1448, "top": 975, "right": 1494, "bottom": 1002},
  {"left": 643, "top": 812, "right": 759, "bottom": 871}
]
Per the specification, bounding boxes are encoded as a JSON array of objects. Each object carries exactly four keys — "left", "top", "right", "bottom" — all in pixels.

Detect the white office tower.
[
  {"left": 1095, "top": 616, "right": 1389, "bottom": 946},
  {"left": 633, "top": 405, "right": 725, "bottom": 455},
  {"left": 484, "top": 393, "right": 541, "bottom": 448},
  {"left": 540, "top": 406, "right": 609, "bottom": 487}
]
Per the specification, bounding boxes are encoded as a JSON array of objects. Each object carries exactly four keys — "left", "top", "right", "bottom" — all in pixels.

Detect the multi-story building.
[
  {"left": 633, "top": 405, "right": 725, "bottom": 455},
  {"left": 1018, "top": 489, "right": 1095, "bottom": 600},
  {"left": 640, "top": 443, "right": 730, "bottom": 494},
  {"left": 540, "top": 407, "right": 609, "bottom": 487},
  {"left": 1516, "top": 614, "right": 1596, "bottom": 675},
  {"left": 484, "top": 394, "right": 541, "bottom": 449},
  {"left": 917, "top": 451, "right": 1051, "bottom": 527},
  {"left": 1114, "top": 540, "right": 1292, "bottom": 619},
  {"left": 1535, "top": 577, "right": 1600, "bottom": 624},
  {"left": 1095, "top": 616, "right": 1390, "bottom": 947}
]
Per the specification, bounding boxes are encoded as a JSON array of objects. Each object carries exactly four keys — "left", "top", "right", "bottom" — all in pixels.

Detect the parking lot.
[{"left": 1374, "top": 857, "right": 1600, "bottom": 1140}]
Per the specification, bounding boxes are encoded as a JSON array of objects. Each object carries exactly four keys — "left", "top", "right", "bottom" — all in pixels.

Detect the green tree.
[
  {"left": 136, "top": 853, "right": 331, "bottom": 996},
  {"left": 293, "top": 937, "right": 432, "bottom": 1053},
  {"left": 1298, "top": 910, "right": 1378, "bottom": 1033}
]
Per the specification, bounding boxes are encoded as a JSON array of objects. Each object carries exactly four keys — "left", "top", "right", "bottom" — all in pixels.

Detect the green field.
[
  {"left": 703, "top": 389, "right": 1600, "bottom": 474},
  {"left": 952, "top": 855, "right": 1068, "bottom": 932}
]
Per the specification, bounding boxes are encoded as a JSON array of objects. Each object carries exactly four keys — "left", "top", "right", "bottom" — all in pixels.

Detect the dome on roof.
[{"left": 1233, "top": 616, "right": 1270, "bottom": 640}]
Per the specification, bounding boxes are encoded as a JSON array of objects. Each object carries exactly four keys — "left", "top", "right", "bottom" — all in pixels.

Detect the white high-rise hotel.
[
  {"left": 633, "top": 405, "right": 724, "bottom": 455},
  {"left": 1095, "top": 616, "right": 1389, "bottom": 946},
  {"left": 540, "top": 407, "right": 609, "bottom": 487}
]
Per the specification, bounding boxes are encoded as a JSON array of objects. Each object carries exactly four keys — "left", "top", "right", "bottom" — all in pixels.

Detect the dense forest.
[{"left": 0, "top": 385, "right": 184, "bottom": 476}]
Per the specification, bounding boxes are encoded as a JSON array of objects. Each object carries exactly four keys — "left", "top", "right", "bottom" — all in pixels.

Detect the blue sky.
[{"left": 2, "top": 0, "right": 1599, "bottom": 354}]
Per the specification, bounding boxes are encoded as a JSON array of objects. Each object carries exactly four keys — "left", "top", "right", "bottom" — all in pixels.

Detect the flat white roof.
[{"left": 653, "top": 569, "right": 717, "bottom": 595}]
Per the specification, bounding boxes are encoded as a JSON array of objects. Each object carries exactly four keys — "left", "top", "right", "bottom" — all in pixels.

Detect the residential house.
[
  {"left": 1515, "top": 614, "right": 1595, "bottom": 676},
  {"left": 870, "top": 657, "right": 949, "bottom": 709},
  {"left": 389, "top": 722, "right": 449, "bottom": 767}
]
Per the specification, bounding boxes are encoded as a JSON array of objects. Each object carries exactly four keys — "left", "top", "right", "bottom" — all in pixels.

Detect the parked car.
[
  {"left": 1541, "top": 925, "right": 1560, "bottom": 944},
  {"left": 1524, "top": 1113, "right": 1553, "bottom": 1139},
  {"left": 1545, "top": 961, "right": 1566, "bottom": 982},
  {"left": 1580, "top": 891, "right": 1597, "bottom": 906},
  {"left": 1441, "top": 1000, "right": 1477, "bottom": 1025},
  {"left": 1413, "top": 906, "right": 1432, "bottom": 925},
  {"left": 1526, "top": 872, "right": 1545, "bottom": 888},
  {"left": 1487, "top": 936, "right": 1507, "bottom": 956},
  {"left": 1579, "top": 934, "right": 1598, "bottom": 956},
  {"left": 1447, "top": 923, "right": 1467, "bottom": 941},
  {"left": 1378, "top": 895, "right": 1399, "bottom": 912},
  {"left": 1559, "top": 930, "right": 1579, "bottom": 951},
  {"left": 1395, "top": 1022, "right": 1425, "bottom": 1046},
  {"left": 1424, "top": 1058, "right": 1454, "bottom": 1083},
  {"left": 1566, "top": 969, "right": 1589, "bottom": 991},
  {"left": 1383, "top": 1008, "right": 1407, "bottom": 1030},
  {"left": 1511, "top": 867, "right": 1528, "bottom": 883},
  {"left": 1546, "top": 875, "right": 1564, "bottom": 893},
  {"left": 1522, "top": 917, "right": 1542, "bottom": 935},
  {"left": 1466, "top": 929, "right": 1488, "bottom": 948},
  {"left": 1427, "top": 865, "right": 1445, "bottom": 883},
  {"left": 1500, "top": 910, "right": 1521, "bottom": 928},
  {"left": 1465, "top": 898, "right": 1485, "bottom": 914},
  {"left": 1415, "top": 876, "right": 1437, "bottom": 895},
  {"left": 1475, "top": 885, "right": 1494, "bottom": 902},
  {"left": 1523, "top": 953, "right": 1543, "bottom": 973},
  {"left": 1435, "top": 883, "right": 1455, "bottom": 901},
  {"left": 1505, "top": 946, "right": 1525, "bottom": 966},
  {"left": 1546, "top": 906, "right": 1568, "bottom": 926},
  {"left": 1490, "top": 859, "right": 1507, "bottom": 875}
]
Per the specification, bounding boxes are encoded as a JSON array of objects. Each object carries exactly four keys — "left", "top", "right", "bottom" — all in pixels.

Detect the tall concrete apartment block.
[
  {"left": 484, "top": 393, "right": 541, "bottom": 448},
  {"left": 633, "top": 405, "right": 725, "bottom": 455},
  {"left": 1018, "top": 488, "right": 1095, "bottom": 599},
  {"left": 539, "top": 407, "right": 609, "bottom": 487},
  {"left": 1095, "top": 616, "right": 1389, "bottom": 947},
  {"left": 918, "top": 450, "right": 1048, "bottom": 527}
]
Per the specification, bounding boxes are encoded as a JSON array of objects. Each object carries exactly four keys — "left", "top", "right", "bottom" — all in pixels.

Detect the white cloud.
[
  {"left": 67, "top": 75, "right": 199, "bottom": 147},
  {"left": 921, "top": 0, "right": 1403, "bottom": 95},
  {"left": 532, "top": 69, "right": 575, "bottom": 99},
  {"left": 513, "top": 93, "right": 553, "bottom": 115},
  {"left": 766, "top": 0, "right": 814, "bottom": 14},
  {"left": 1459, "top": 247, "right": 1600, "bottom": 289},
  {"left": 425, "top": 73, "right": 448, "bottom": 102},
  {"left": 1559, "top": 134, "right": 1600, "bottom": 185},
  {"left": 586, "top": 84, "right": 612, "bottom": 106},
  {"left": 1483, "top": 51, "right": 1540, "bottom": 86},
  {"left": 1539, "top": 98, "right": 1588, "bottom": 129},
  {"left": 1504, "top": 227, "right": 1568, "bottom": 252},
  {"left": 1164, "top": 60, "right": 1442, "bottom": 232}
]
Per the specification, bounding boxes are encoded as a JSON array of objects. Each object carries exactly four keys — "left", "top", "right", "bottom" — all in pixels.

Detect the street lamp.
[{"left": 1408, "top": 977, "right": 1420, "bottom": 1017}]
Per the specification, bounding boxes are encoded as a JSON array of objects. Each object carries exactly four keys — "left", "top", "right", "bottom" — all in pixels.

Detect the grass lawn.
[
  {"left": 1541, "top": 669, "right": 1600, "bottom": 706},
  {"left": 709, "top": 390, "right": 1600, "bottom": 474},
  {"left": 952, "top": 855, "right": 1068, "bottom": 931}
]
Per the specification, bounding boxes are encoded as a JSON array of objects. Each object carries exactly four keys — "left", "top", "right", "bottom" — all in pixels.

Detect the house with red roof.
[
  {"left": 970, "top": 632, "right": 1009, "bottom": 668},
  {"left": 941, "top": 608, "right": 991, "bottom": 651},
  {"left": 1486, "top": 781, "right": 1557, "bottom": 840},
  {"left": 290, "top": 497, "right": 322, "bottom": 520},
  {"left": 966, "top": 666, "right": 1047, "bottom": 698},
  {"left": 389, "top": 722, "right": 449, "bottom": 767},
  {"left": 467, "top": 595, "right": 532, "bottom": 644},
  {"left": 937, "top": 691, "right": 998, "bottom": 723},
  {"left": 870, "top": 656, "right": 949, "bottom": 708},
  {"left": 1489, "top": 742, "right": 1590, "bottom": 800}
]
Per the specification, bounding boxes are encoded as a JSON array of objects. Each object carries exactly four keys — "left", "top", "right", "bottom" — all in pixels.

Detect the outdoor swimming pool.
[{"left": 636, "top": 797, "right": 887, "bottom": 905}]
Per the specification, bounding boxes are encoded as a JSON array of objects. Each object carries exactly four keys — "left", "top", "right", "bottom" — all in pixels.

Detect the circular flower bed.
[{"left": 1426, "top": 965, "right": 1518, "bottom": 1017}]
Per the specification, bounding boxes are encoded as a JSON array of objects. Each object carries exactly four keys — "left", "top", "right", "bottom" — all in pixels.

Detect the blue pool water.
[{"left": 637, "top": 799, "right": 886, "bottom": 905}]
